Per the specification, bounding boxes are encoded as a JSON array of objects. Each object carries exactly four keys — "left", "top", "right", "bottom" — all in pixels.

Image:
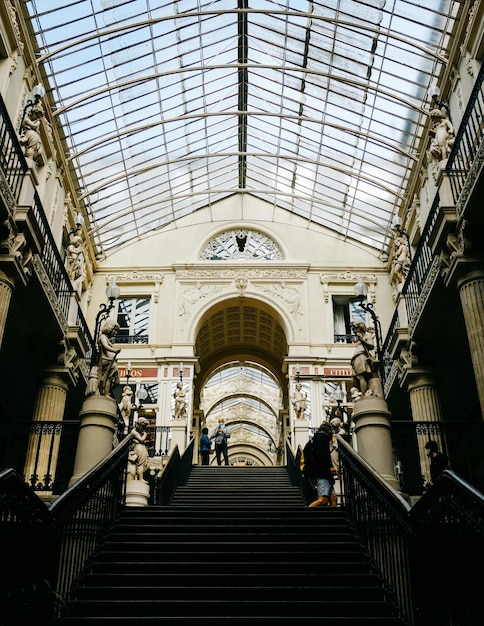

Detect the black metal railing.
[
  {"left": 0, "top": 93, "right": 95, "bottom": 357},
  {"left": 0, "top": 419, "right": 79, "bottom": 496},
  {"left": 114, "top": 334, "right": 149, "bottom": 345},
  {"left": 32, "top": 191, "right": 72, "bottom": 322},
  {"left": 381, "top": 194, "right": 441, "bottom": 384},
  {"left": 1, "top": 436, "right": 130, "bottom": 625},
  {"left": 151, "top": 437, "right": 195, "bottom": 505},
  {"left": 333, "top": 333, "right": 356, "bottom": 344},
  {"left": 49, "top": 437, "right": 131, "bottom": 606},
  {"left": 337, "top": 436, "right": 414, "bottom": 625},
  {"left": 446, "top": 61, "right": 484, "bottom": 205},
  {"left": 0, "top": 95, "right": 28, "bottom": 204}
]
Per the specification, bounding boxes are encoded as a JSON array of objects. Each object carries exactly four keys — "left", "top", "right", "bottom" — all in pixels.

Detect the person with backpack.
[{"left": 303, "top": 422, "right": 338, "bottom": 507}]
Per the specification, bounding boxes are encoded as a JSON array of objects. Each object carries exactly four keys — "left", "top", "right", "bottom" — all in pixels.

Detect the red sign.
[
  {"left": 323, "top": 367, "right": 352, "bottom": 377},
  {"left": 119, "top": 368, "right": 158, "bottom": 379}
]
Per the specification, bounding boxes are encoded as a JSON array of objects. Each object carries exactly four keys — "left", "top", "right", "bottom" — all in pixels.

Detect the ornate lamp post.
[
  {"left": 19, "top": 82, "right": 46, "bottom": 129},
  {"left": 353, "top": 278, "right": 384, "bottom": 383},
  {"left": 90, "top": 278, "right": 120, "bottom": 367}
]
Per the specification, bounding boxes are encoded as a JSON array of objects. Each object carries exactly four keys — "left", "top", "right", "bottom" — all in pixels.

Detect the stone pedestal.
[
  {"left": 293, "top": 418, "right": 310, "bottom": 454},
  {"left": 170, "top": 421, "right": 187, "bottom": 456},
  {"left": 352, "top": 396, "right": 400, "bottom": 492},
  {"left": 125, "top": 479, "right": 150, "bottom": 507},
  {"left": 69, "top": 394, "right": 118, "bottom": 486}
]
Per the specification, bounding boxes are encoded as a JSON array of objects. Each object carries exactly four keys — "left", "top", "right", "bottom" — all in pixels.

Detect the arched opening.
[{"left": 193, "top": 298, "right": 289, "bottom": 465}]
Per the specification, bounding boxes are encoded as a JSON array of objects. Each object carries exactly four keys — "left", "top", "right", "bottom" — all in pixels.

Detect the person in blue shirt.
[{"left": 200, "top": 427, "right": 212, "bottom": 465}]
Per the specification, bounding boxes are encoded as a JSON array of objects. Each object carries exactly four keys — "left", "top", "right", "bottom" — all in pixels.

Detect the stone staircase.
[{"left": 57, "top": 465, "right": 408, "bottom": 624}]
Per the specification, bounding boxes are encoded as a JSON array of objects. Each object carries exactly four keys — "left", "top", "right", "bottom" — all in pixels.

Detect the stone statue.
[
  {"left": 65, "top": 233, "right": 85, "bottom": 295},
  {"left": 19, "top": 102, "right": 45, "bottom": 162},
  {"left": 350, "top": 321, "right": 382, "bottom": 396},
  {"left": 429, "top": 107, "right": 454, "bottom": 161},
  {"left": 391, "top": 236, "right": 410, "bottom": 288},
  {"left": 330, "top": 417, "right": 346, "bottom": 477},
  {"left": 173, "top": 381, "right": 187, "bottom": 419},
  {"left": 291, "top": 382, "right": 307, "bottom": 420},
  {"left": 118, "top": 385, "right": 133, "bottom": 434},
  {"left": 97, "top": 320, "right": 120, "bottom": 397},
  {"left": 127, "top": 417, "right": 150, "bottom": 481}
]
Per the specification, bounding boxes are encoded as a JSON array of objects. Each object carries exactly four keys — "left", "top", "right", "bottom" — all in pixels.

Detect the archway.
[{"left": 193, "top": 298, "right": 289, "bottom": 465}]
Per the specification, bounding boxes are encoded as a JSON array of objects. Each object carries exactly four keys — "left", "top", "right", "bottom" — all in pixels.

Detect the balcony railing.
[
  {"left": 446, "top": 60, "right": 484, "bottom": 206},
  {"left": 0, "top": 92, "right": 95, "bottom": 359},
  {"left": 0, "top": 95, "right": 28, "bottom": 204}
]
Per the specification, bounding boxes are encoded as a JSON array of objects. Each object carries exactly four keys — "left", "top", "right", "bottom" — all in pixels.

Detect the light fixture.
[
  {"left": 19, "top": 82, "right": 46, "bottom": 129},
  {"left": 90, "top": 278, "right": 120, "bottom": 366},
  {"left": 268, "top": 442, "right": 283, "bottom": 456},
  {"left": 428, "top": 83, "right": 451, "bottom": 120},
  {"left": 295, "top": 363, "right": 300, "bottom": 383},
  {"left": 128, "top": 386, "right": 148, "bottom": 432},
  {"left": 333, "top": 386, "right": 350, "bottom": 427},
  {"left": 67, "top": 213, "right": 84, "bottom": 238},
  {"left": 179, "top": 362, "right": 184, "bottom": 381},
  {"left": 353, "top": 278, "right": 384, "bottom": 382}
]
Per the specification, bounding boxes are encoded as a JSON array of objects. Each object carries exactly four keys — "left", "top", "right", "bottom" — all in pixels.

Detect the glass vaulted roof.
[{"left": 24, "top": 0, "right": 459, "bottom": 257}]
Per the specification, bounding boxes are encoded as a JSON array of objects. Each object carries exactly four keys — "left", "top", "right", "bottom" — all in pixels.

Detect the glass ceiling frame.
[{"left": 23, "top": 0, "right": 459, "bottom": 257}]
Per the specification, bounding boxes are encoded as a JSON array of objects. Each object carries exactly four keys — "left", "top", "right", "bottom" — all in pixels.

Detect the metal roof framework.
[{"left": 24, "top": 0, "right": 459, "bottom": 257}]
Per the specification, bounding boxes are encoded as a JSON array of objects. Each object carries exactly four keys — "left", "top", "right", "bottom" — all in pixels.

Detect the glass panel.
[{"left": 25, "top": 0, "right": 459, "bottom": 255}]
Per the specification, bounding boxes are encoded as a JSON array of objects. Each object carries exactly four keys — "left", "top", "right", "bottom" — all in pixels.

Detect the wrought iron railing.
[
  {"left": 0, "top": 95, "right": 28, "bottom": 203},
  {"left": 151, "top": 438, "right": 195, "bottom": 505},
  {"left": 1, "top": 436, "right": 130, "bottom": 625},
  {"left": 446, "top": 60, "right": 484, "bottom": 206},
  {"left": 114, "top": 334, "right": 149, "bottom": 344},
  {"left": 381, "top": 193, "right": 441, "bottom": 384},
  {"left": 336, "top": 436, "right": 414, "bottom": 625},
  {"left": 32, "top": 191, "right": 72, "bottom": 323}
]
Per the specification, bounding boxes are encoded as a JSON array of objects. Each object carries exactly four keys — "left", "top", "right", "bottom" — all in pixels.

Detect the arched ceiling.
[
  {"left": 195, "top": 299, "right": 288, "bottom": 378},
  {"left": 23, "top": 0, "right": 460, "bottom": 256}
]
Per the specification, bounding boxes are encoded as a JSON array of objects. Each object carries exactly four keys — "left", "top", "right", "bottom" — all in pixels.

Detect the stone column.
[
  {"left": 69, "top": 394, "right": 118, "bottom": 486},
  {"left": 405, "top": 371, "right": 444, "bottom": 486},
  {"left": 0, "top": 270, "right": 14, "bottom": 348},
  {"left": 23, "top": 373, "right": 68, "bottom": 491},
  {"left": 352, "top": 396, "right": 400, "bottom": 492},
  {"left": 456, "top": 269, "right": 484, "bottom": 416}
]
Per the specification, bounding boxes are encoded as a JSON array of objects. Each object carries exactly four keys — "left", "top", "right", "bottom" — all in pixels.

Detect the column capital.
[{"left": 400, "top": 367, "right": 436, "bottom": 391}]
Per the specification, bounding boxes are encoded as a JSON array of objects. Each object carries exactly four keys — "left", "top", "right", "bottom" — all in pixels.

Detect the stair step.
[
  {"left": 59, "top": 619, "right": 407, "bottom": 625},
  {"left": 95, "top": 550, "right": 367, "bottom": 563},
  {"left": 56, "top": 466, "right": 406, "bottom": 626},
  {"left": 69, "top": 599, "right": 399, "bottom": 618},
  {"left": 88, "top": 561, "right": 374, "bottom": 575},
  {"left": 75, "top": 585, "right": 387, "bottom": 602},
  {"left": 78, "top": 572, "right": 382, "bottom": 588}
]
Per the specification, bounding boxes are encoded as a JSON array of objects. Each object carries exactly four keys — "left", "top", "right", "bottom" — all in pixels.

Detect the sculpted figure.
[
  {"left": 97, "top": 320, "right": 120, "bottom": 397},
  {"left": 350, "top": 322, "right": 377, "bottom": 395},
  {"left": 66, "top": 234, "right": 85, "bottom": 295},
  {"left": 118, "top": 385, "right": 133, "bottom": 434},
  {"left": 392, "top": 236, "right": 410, "bottom": 286},
  {"left": 429, "top": 107, "right": 454, "bottom": 161},
  {"left": 127, "top": 417, "right": 150, "bottom": 481},
  {"left": 291, "top": 382, "right": 307, "bottom": 420},
  {"left": 173, "top": 381, "right": 187, "bottom": 419},
  {"left": 19, "top": 102, "right": 45, "bottom": 161}
]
